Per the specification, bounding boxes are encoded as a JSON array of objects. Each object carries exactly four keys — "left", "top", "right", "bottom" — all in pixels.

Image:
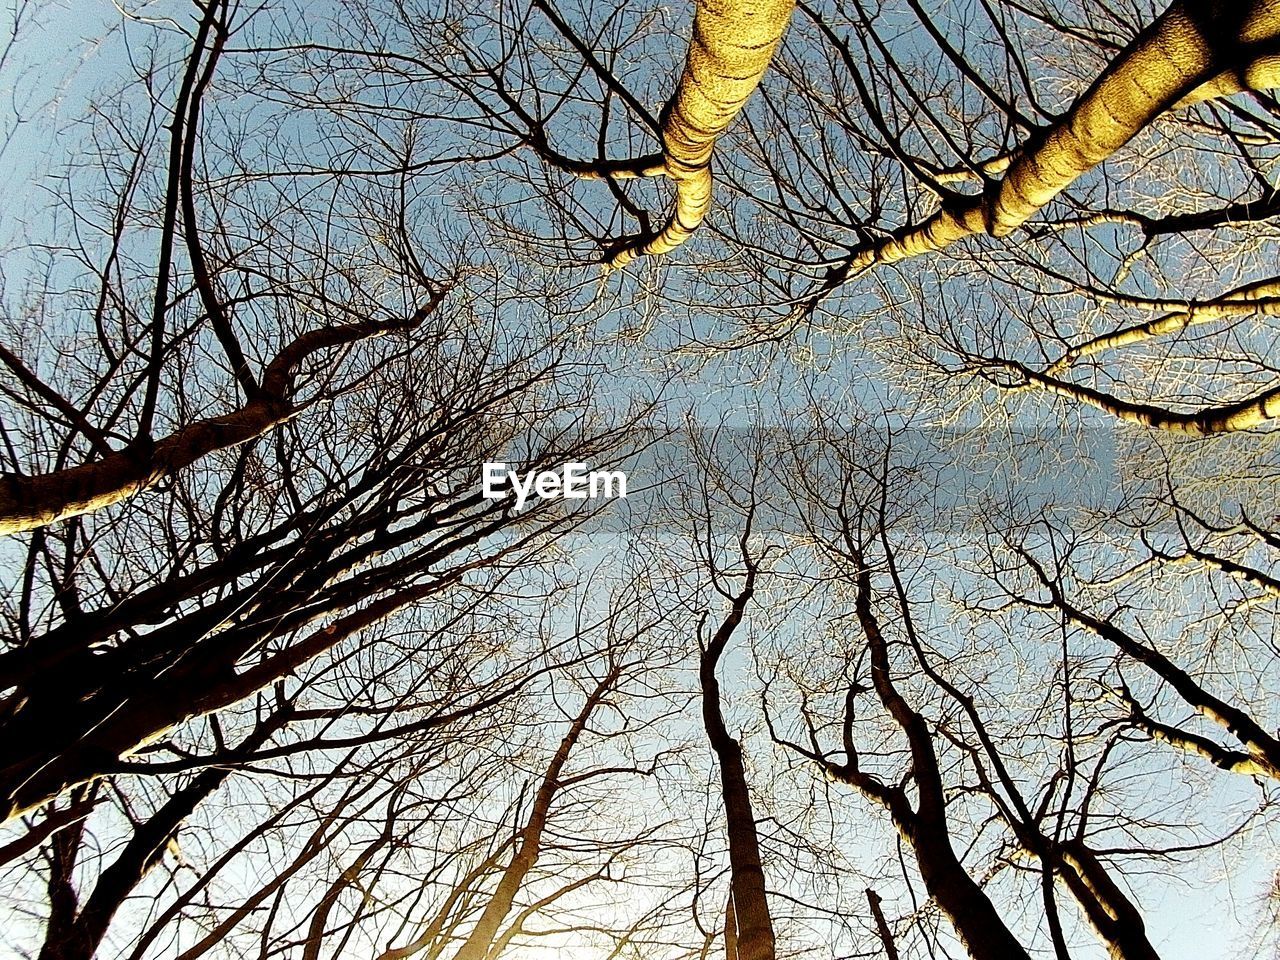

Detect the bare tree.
[
  {"left": 692, "top": 495, "right": 778, "bottom": 960},
  {"left": 6, "top": 1, "right": 1280, "bottom": 958}
]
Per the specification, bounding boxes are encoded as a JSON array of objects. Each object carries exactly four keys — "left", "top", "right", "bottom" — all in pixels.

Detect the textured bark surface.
[
  {"left": 0, "top": 401, "right": 292, "bottom": 536},
  {"left": 837, "top": 0, "right": 1280, "bottom": 273},
  {"left": 1057, "top": 842, "right": 1162, "bottom": 960},
  {"left": 1046, "top": 278, "right": 1280, "bottom": 374},
  {"left": 608, "top": 0, "right": 797, "bottom": 267},
  {"left": 1005, "top": 364, "right": 1280, "bottom": 435}
]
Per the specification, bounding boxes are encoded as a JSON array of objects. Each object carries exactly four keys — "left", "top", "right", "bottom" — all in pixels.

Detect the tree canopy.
[{"left": 2, "top": 1, "right": 1279, "bottom": 958}]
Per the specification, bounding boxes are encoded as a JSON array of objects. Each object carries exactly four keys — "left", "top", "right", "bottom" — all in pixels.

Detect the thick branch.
[
  {"left": 449, "top": 665, "right": 619, "bottom": 960},
  {"left": 991, "top": 358, "right": 1280, "bottom": 435},
  {"left": 826, "top": 552, "right": 1033, "bottom": 960},
  {"left": 607, "top": 0, "right": 797, "bottom": 268},
  {"left": 700, "top": 568, "right": 777, "bottom": 960},
  {"left": 1029, "top": 559, "right": 1280, "bottom": 778},
  {"left": 812, "top": 0, "right": 1280, "bottom": 295},
  {"left": 0, "top": 288, "right": 448, "bottom": 536},
  {"left": 1047, "top": 277, "right": 1280, "bottom": 373}
]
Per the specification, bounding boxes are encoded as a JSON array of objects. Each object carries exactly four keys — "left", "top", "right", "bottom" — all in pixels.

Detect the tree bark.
[
  {"left": 38, "top": 714, "right": 286, "bottom": 960},
  {"left": 828, "top": 556, "right": 1033, "bottom": 960},
  {"left": 700, "top": 564, "right": 776, "bottom": 960},
  {"left": 826, "top": 0, "right": 1280, "bottom": 279},
  {"left": 607, "top": 0, "right": 797, "bottom": 268}
]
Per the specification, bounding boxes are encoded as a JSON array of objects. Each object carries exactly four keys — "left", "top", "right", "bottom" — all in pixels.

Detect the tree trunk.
[
  {"left": 700, "top": 580, "right": 777, "bottom": 960},
  {"left": 608, "top": 0, "right": 797, "bottom": 267}
]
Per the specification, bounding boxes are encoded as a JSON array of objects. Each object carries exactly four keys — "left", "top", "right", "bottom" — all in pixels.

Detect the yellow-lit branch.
[
  {"left": 607, "top": 0, "right": 797, "bottom": 269},
  {"left": 1047, "top": 277, "right": 1280, "bottom": 374},
  {"left": 829, "top": 0, "right": 1280, "bottom": 279}
]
